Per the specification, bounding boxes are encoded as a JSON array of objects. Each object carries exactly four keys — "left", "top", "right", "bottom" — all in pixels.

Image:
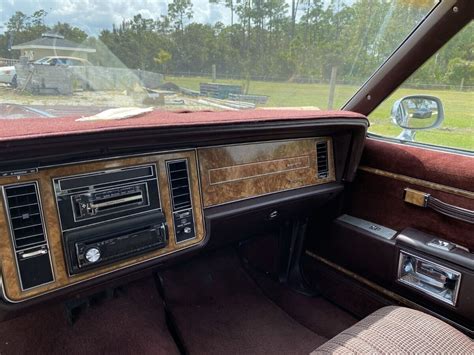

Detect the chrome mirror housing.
[{"left": 391, "top": 95, "right": 444, "bottom": 141}]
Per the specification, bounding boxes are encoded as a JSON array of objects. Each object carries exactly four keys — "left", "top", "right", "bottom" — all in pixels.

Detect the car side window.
[{"left": 368, "top": 22, "right": 473, "bottom": 152}]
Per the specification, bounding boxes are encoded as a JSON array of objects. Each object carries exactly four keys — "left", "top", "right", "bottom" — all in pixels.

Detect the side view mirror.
[
  {"left": 391, "top": 95, "right": 444, "bottom": 142},
  {"left": 391, "top": 95, "right": 444, "bottom": 130}
]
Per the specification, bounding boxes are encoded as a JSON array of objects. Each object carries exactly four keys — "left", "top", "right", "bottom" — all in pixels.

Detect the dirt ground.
[
  {"left": 1, "top": 84, "right": 147, "bottom": 108},
  {"left": 0, "top": 85, "right": 225, "bottom": 116}
]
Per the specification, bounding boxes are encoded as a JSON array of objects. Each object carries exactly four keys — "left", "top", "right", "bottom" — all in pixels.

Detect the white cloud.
[
  {"left": 1, "top": 0, "right": 233, "bottom": 34},
  {"left": 0, "top": 0, "right": 341, "bottom": 35}
]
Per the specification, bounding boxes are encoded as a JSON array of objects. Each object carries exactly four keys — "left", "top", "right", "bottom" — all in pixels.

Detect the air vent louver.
[
  {"left": 316, "top": 141, "right": 329, "bottom": 178},
  {"left": 167, "top": 160, "right": 192, "bottom": 212},
  {"left": 4, "top": 183, "right": 47, "bottom": 250}
]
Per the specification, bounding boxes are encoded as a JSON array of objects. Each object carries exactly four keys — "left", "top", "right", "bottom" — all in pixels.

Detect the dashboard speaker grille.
[
  {"left": 316, "top": 141, "right": 329, "bottom": 178},
  {"left": 167, "top": 160, "right": 192, "bottom": 211},
  {"left": 4, "top": 183, "right": 47, "bottom": 250}
]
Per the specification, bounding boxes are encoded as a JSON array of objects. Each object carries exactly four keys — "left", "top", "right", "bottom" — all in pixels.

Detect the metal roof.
[{"left": 11, "top": 35, "right": 95, "bottom": 53}]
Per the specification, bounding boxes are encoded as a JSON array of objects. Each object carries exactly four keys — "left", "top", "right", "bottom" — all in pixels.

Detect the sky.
[
  {"left": 0, "top": 0, "right": 355, "bottom": 35},
  {"left": 0, "top": 0, "right": 242, "bottom": 35},
  {"left": 0, "top": 0, "right": 317, "bottom": 35}
]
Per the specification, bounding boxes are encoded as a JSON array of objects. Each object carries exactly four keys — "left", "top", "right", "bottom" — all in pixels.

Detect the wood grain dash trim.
[
  {"left": 209, "top": 155, "right": 311, "bottom": 185},
  {"left": 198, "top": 137, "right": 335, "bottom": 207},
  {"left": 358, "top": 166, "right": 474, "bottom": 200}
]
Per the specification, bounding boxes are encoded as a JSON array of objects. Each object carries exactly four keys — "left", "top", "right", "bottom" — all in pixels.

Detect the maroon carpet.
[
  {"left": 238, "top": 233, "right": 358, "bottom": 339},
  {"left": 247, "top": 267, "right": 358, "bottom": 339},
  {"left": 0, "top": 278, "right": 178, "bottom": 355},
  {"left": 160, "top": 249, "right": 327, "bottom": 354}
]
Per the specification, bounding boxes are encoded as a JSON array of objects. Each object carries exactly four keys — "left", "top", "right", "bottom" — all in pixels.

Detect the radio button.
[{"left": 85, "top": 247, "right": 101, "bottom": 263}]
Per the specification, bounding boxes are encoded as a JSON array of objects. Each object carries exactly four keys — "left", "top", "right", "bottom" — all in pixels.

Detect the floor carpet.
[
  {"left": 0, "top": 278, "right": 178, "bottom": 355},
  {"left": 159, "top": 249, "right": 327, "bottom": 355},
  {"left": 245, "top": 265, "right": 358, "bottom": 339},
  {"left": 0, "top": 250, "right": 359, "bottom": 354}
]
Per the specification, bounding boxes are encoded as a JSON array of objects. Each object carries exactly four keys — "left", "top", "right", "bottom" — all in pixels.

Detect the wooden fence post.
[
  {"left": 328, "top": 66, "right": 338, "bottom": 109},
  {"left": 212, "top": 64, "right": 217, "bottom": 82}
]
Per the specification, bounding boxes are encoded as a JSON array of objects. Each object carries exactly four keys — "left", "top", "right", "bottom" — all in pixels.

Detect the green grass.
[{"left": 168, "top": 75, "right": 474, "bottom": 151}]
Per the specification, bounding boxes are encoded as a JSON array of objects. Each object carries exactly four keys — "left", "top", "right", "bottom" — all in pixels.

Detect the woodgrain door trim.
[{"left": 359, "top": 166, "right": 474, "bottom": 200}]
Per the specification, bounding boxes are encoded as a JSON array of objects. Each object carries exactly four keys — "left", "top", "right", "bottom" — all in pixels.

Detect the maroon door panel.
[
  {"left": 360, "top": 139, "right": 474, "bottom": 191},
  {"left": 346, "top": 139, "right": 473, "bottom": 250}
]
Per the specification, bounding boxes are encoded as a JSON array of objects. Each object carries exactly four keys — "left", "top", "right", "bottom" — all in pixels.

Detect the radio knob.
[
  {"left": 85, "top": 247, "right": 101, "bottom": 263},
  {"left": 184, "top": 227, "right": 192, "bottom": 234}
]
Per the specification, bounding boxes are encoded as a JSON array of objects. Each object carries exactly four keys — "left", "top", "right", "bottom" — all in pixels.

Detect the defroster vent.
[{"left": 316, "top": 141, "right": 329, "bottom": 178}]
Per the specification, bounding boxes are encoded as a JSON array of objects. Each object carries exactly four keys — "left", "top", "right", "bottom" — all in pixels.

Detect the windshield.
[{"left": 0, "top": 0, "right": 436, "bottom": 120}]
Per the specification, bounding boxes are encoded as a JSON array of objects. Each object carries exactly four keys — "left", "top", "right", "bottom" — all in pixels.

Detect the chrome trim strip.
[
  {"left": 19, "top": 248, "right": 48, "bottom": 259},
  {"left": 89, "top": 194, "right": 143, "bottom": 209},
  {"left": 69, "top": 182, "right": 152, "bottom": 224},
  {"left": 55, "top": 164, "right": 156, "bottom": 193}
]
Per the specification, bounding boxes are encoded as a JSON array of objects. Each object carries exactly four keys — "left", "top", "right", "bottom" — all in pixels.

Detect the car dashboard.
[{"left": 0, "top": 111, "right": 368, "bottom": 307}]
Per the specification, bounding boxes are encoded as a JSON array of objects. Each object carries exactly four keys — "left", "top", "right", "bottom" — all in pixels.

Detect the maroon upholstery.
[
  {"left": 349, "top": 138, "right": 474, "bottom": 250},
  {"left": 361, "top": 138, "right": 474, "bottom": 192},
  {"left": 0, "top": 109, "right": 366, "bottom": 142},
  {"left": 347, "top": 170, "right": 473, "bottom": 250}
]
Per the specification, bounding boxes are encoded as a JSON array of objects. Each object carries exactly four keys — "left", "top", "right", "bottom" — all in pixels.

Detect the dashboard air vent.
[
  {"left": 167, "top": 160, "right": 192, "bottom": 211},
  {"left": 316, "top": 141, "right": 329, "bottom": 178},
  {"left": 4, "top": 183, "right": 47, "bottom": 250}
]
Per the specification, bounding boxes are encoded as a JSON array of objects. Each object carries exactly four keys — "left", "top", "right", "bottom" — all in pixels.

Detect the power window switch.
[{"left": 427, "top": 239, "right": 456, "bottom": 251}]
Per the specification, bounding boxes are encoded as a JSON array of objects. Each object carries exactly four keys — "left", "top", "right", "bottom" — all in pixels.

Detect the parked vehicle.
[
  {"left": 0, "top": 56, "right": 91, "bottom": 87},
  {"left": 33, "top": 56, "right": 92, "bottom": 67},
  {"left": 0, "top": 66, "right": 16, "bottom": 87}
]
